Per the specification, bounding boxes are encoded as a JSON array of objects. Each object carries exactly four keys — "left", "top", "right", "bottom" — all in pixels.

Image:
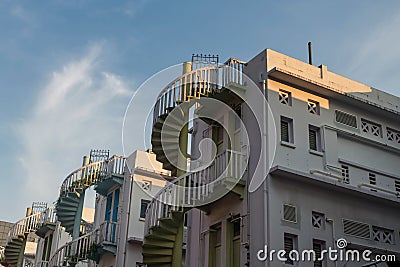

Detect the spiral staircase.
[
  {"left": 1, "top": 207, "right": 57, "bottom": 267},
  {"left": 53, "top": 154, "right": 125, "bottom": 266},
  {"left": 143, "top": 59, "right": 248, "bottom": 266},
  {"left": 55, "top": 155, "right": 125, "bottom": 236}
]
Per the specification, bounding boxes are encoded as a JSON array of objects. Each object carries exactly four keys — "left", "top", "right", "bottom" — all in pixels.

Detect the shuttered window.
[
  {"left": 284, "top": 233, "right": 296, "bottom": 265},
  {"left": 313, "top": 240, "right": 324, "bottom": 267},
  {"left": 281, "top": 117, "right": 293, "bottom": 143},
  {"left": 309, "top": 129, "right": 317, "bottom": 150}
]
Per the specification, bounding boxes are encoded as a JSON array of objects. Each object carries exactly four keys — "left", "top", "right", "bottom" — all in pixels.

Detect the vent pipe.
[{"left": 308, "top": 42, "right": 313, "bottom": 65}]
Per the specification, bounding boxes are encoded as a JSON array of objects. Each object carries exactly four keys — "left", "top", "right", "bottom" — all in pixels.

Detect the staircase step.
[
  {"left": 143, "top": 239, "right": 174, "bottom": 249},
  {"left": 142, "top": 256, "right": 172, "bottom": 264},
  {"left": 142, "top": 248, "right": 173, "bottom": 256},
  {"left": 147, "top": 228, "right": 176, "bottom": 242}
]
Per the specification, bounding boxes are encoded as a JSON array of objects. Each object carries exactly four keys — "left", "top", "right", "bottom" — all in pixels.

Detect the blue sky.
[{"left": 1, "top": 0, "right": 400, "bottom": 222}]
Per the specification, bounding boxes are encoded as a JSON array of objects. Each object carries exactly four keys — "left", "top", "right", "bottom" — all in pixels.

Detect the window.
[
  {"left": 387, "top": 127, "right": 400, "bottom": 144},
  {"left": 361, "top": 119, "right": 382, "bottom": 138},
  {"left": 312, "top": 212, "right": 325, "bottom": 229},
  {"left": 141, "top": 180, "right": 152, "bottom": 191},
  {"left": 341, "top": 165, "right": 349, "bottom": 184},
  {"left": 283, "top": 204, "right": 297, "bottom": 223},
  {"left": 335, "top": 110, "right": 357, "bottom": 128},
  {"left": 369, "top": 173, "right": 377, "bottom": 192},
  {"left": 279, "top": 89, "right": 292, "bottom": 106},
  {"left": 372, "top": 226, "right": 394, "bottom": 244},
  {"left": 309, "top": 125, "right": 322, "bottom": 152},
  {"left": 308, "top": 99, "right": 320, "bottom": 115},
  {"left": 281, "top": 116, "right": 294, "bottom": 144},
  {"left": 313, "top": 240, "right": 325, "bottom": 267},
  {"left": 140, "top": 200, "right": 150, "bottom": 219},
  {"left": 284, "top": 233, "right": 297, "bottom": 265}
]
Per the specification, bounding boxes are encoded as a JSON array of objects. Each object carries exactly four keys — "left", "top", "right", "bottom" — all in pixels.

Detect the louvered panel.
[
  {"left": 281, "top": 121, "right": 289, "bottom": 142},
  {"left": 283, "top": 204, "right": 297, "bottom": 223},
  {"left": 335, "top": 110, "right": 357, "bottom": 128},
  {"left": 343, "top": 219, "right": 371, "bottom": 239},
  {"left": 309, "top": 129, "right": 317, "bottom": 150}
]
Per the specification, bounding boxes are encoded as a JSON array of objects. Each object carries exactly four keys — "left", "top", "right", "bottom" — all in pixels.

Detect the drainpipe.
[{"left": 262, "top": 79, "right": 270, "bottom": 267}]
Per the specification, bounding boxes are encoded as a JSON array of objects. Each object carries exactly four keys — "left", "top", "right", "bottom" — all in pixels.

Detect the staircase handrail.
[
  {"left": 59, "top": 155, "right": 126, "bottom": 197},
  {"left": 153, "top": 60, "right": 246, "bottom": 125},
  {"left": 6, "top": 213, "right": 42, "bottom": 245},
  {"left": 48, "top": 221, "right": 118, "bottom": 267},
  {"left": 144, "top": 149, "right": 247, "bottom": 235}
]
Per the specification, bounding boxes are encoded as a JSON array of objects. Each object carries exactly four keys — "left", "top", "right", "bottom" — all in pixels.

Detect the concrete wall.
[{"left": 187, "top": 48, "right": 400, "bottom": 267}]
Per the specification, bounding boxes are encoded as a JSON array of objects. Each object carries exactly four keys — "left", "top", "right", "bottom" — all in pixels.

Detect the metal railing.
[
  {"left": 6, "top": 213, "right": 42, "bottom": 245},
  {"left": 38, "top": 208, "right": 57, "bottom": 226},
  {"left": 59, "top": 155, "right": 126, "bottom": 197},
  {"left": 80, "top": 220, "right": 94, "bottom": 235},
  {"left": 34, "top": 261, "right": 49, "bottom": 267},
  {"left": 153, "top": 58, "right": 246, "bottom": 125},
  {"left": 144, "top": 149, "right": 247, "bottom": 235},
  {"left": 48, "top": 221, "right": 118, "bottom": 267}
]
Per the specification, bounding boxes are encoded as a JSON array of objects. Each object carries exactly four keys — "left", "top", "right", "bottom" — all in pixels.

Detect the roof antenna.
[{"left": 308, "top": 41, "right": 313, "bottom": 65}]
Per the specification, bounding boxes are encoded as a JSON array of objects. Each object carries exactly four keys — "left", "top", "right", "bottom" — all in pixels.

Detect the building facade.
[{"left": 144, "top": 49, "right": 400, "bottom": 267}]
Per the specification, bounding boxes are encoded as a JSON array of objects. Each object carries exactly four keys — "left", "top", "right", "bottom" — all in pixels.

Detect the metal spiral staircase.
[
  {"left": 2, "top": 207, "right": 57, "bottom": 267},
  {"left": 143, "top": 59, "right": 247, "bottom": 266},
  {"left": 55, "top": 155, "right": 125, "bottom": 235},
  {"left": 54, "top": 154, "right": 125, "bottom": 266}
]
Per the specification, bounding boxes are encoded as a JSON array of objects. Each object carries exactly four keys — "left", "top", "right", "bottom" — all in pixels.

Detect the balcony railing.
[
  {"left": 144, "top": 149, "right": 247, "bottom": 235},
  {"left": 34, "top": 261, "right": 49, "bottom": 267},
  {"left": 38, "top": 208, "right": 57, "bottom": 226},
  {"left": 59, "top": 155, "right": 126, "bottom": 197},
  {"left": 153, "top": 58, "right": 246, "bottom": 125},
  {"left": 48, "top": 221, "right": 118, "bottom": 267},
  {"left": 6, "top": 213, "right": 42, "bottom": 244}
]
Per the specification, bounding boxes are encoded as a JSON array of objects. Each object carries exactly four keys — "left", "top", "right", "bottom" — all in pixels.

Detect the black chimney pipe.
[{"left": 308, "top": 42, "right": 313, "bottom": 65}]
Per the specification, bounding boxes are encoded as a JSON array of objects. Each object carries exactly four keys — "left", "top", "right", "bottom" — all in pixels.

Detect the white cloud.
[{"left": 17, "top": 44, "right": 132, "bottom": 206}]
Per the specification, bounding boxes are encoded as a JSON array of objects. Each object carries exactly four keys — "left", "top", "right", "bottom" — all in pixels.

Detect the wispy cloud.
[
  {"left": 16, "top": 44, "right": 132, "bottom": 206},
  {"left": 346, "top": 11, "right": 400, "bottom": 93}
]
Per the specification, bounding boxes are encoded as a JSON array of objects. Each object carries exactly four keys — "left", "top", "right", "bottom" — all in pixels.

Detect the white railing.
[
  {"left": 97, "top": 221, "right": 118, "bottom": 244},
  {"left": 153, "top": 58, "right": 246, "bottom": 125},
  {"left": 48, "top": 230, "right": 96, "bottom": 267},
  {"left": 144, "top": 149, "right": 247, "bottom": 235},
  {"left": 6, "top": 213, "right": 42, "bottom": 245},
  {"left": 59, "top": 155, "right": 126, "bottom": 197},
  {"left": 38, "top": 208, "right": 57, "bottom": 226},
  {"left": 48, "top": 221, "right": 118, "bottom": 267},
  {"left": 80, "top": 220, "right": 94, "bottom": 235},
  {"left": 34, "top": 261, "right": 49, "bottom": 267}
]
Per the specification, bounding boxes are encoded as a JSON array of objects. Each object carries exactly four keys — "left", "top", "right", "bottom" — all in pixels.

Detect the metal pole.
[{"left": 308, "top": 42, "right": 313, "bottom": 65}]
